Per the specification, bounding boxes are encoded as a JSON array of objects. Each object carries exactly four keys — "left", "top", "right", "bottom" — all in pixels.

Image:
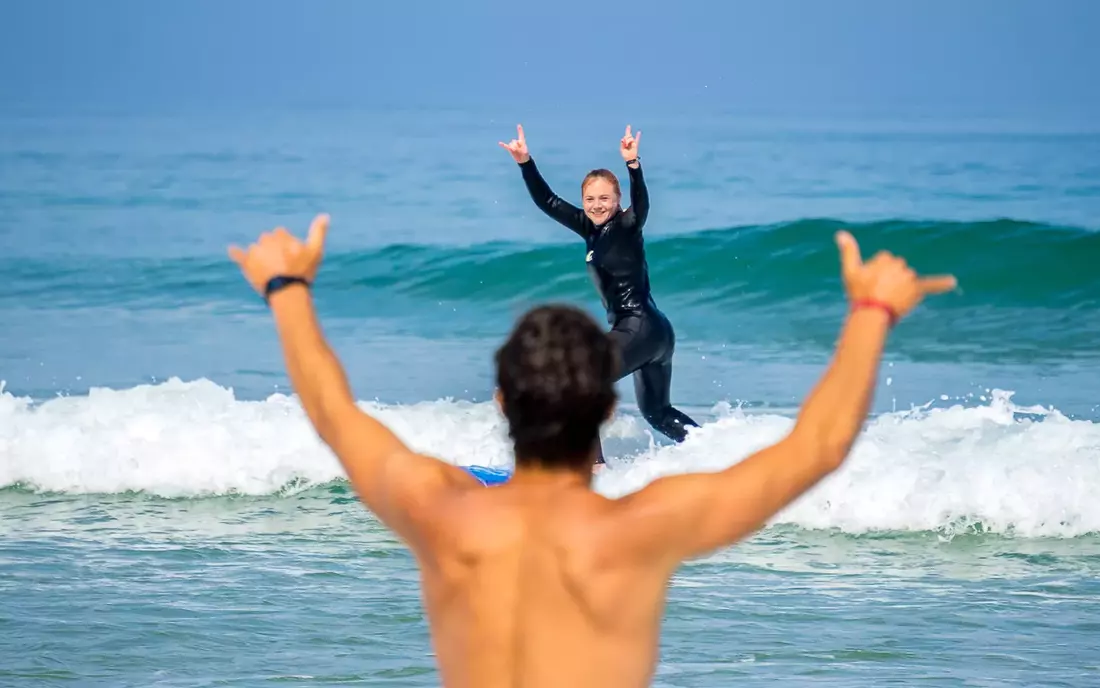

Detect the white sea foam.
[{"left": 2, "top": 379, "right": 1098, "bottom": 538}]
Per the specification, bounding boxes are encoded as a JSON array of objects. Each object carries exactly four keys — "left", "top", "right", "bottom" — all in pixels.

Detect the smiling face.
[{"left": 581, "top": 170, "right": 621, "bottom": 225}]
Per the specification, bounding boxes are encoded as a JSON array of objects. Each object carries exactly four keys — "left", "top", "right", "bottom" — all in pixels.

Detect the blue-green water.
[{"left": 2, "top": 109, "right": 1100, "bottom": 686}]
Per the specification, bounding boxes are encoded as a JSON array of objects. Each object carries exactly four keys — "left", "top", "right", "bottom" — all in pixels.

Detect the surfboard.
[
  {"left": 460, "top": 464, "right": 605, "bottom": 486},
  {"left": 460, "top": 464, "right": 513, "bottom": 486}
]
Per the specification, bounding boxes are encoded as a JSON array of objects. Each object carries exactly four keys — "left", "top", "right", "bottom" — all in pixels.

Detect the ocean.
[{"left": 2, "top": 108, "right": 1099, "bottom": 686}]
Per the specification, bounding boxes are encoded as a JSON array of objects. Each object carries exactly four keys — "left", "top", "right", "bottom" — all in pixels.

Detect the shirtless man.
[{"left": 228, "top": 214, "right": 956, "bottom": 687}]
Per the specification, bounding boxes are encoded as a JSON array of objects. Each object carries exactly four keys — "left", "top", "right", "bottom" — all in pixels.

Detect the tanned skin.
[{"left": 228, "top": 214, "right": 955, "bottom": 687}]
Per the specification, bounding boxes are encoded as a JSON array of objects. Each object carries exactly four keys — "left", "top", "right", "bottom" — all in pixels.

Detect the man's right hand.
[
  {"left": 498, "top": 124, "right": 531, "bottom": 164},
  {"left": 836, "top": 230, "right": 957, "bottom": 324}
]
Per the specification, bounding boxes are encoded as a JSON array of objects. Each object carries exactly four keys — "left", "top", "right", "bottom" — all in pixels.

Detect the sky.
[{"left": 1, "top": 0, "right": 1098, "bottom": 119}]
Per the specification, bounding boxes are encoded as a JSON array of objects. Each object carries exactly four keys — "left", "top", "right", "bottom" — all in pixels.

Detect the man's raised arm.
[
  {"left": 228, "top": 215, "right": 477, "bottom": 547},
  {"left": 610, "top": 231, "right": 957, "bottom": 567}
]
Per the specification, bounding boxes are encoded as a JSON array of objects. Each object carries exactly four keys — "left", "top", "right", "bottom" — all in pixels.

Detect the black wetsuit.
[{"left": 518, "top": 157, "right": 699, "bottom": 449}]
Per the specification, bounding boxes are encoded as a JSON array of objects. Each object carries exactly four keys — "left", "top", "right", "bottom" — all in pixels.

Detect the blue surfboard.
[
  {"left": 460, "top": 464, "right": 513, "bottom": 486},
  {"left": 460, "top": 464, "right": 605, "bottom": 486}
]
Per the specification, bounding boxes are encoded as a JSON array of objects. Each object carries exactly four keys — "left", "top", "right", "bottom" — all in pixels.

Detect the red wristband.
[{"left": 851, "top": 299, "right": 898, "bottom": 327}]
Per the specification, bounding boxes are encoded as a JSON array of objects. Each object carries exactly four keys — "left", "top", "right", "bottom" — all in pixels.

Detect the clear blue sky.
[{"left": 2, "top": 0, "right": 1097, "bottom": 118}]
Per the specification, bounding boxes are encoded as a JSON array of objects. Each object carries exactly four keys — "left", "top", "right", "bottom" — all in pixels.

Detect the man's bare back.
[
  {"left": 228, "top": 215, "right": 956, "bottom": 686},
  {"left": 420, "top": 473, "right": 672, "bottom": 688}
]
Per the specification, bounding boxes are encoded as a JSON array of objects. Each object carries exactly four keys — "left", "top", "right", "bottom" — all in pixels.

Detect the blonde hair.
[{"left": 581, "top": 169, "right": 621, "bottom": 197}]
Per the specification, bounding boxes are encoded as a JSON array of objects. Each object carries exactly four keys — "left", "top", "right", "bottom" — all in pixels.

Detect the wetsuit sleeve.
[
  {"left": 519, "top": 158, "right": 588, "bottom": 237},
  {"left": 623, "top": 162, "right": 650, "bottom": 230}
]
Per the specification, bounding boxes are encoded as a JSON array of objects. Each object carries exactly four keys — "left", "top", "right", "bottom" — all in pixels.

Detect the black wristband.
[
  {"left": 625, "top": 157, "right": 640, "bottom": 167},
  {"left": 263, "top": 275, "right": 310, "bottom": 303}
]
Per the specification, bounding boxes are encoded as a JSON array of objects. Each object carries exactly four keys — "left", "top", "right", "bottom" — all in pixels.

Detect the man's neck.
[{"left": 511, "top": 463, "right": 595, "bottom": 488}]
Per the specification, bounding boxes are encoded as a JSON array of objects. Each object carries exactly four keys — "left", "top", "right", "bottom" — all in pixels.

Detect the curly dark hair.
[{"left": 494, "top": 304, "right": 618, "bottom": 469}]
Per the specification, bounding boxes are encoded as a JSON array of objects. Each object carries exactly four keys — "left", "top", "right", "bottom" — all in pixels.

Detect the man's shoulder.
[{"left": 442, "top": 484, "right": 615, "bottom": 535}]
